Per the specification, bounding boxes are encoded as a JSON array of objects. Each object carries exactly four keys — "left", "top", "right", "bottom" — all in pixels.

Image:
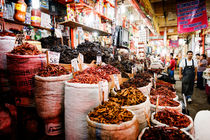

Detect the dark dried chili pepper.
[
  {"left": 37, "top": 64, "right": 70, "bottom": 77},
  {"left": 150, "top": 88, "right": 176, "bottom": 99},
  {"left": 120, "top": 77, "right": 150, "bottom": 89},
  {"left": 11, "top": 43, "right": 41, "bottom": 55},
  {"left": 141, "top": 126, "right": 192, "bottom": 140},
  {"left": 97, "top": 64, "right": 121, "bottom": 75},
  {"left": 154, "top": 109, "right": 191, "bottom": 129},
  {"left": 88, "top": 101, "right": 133, "bottom": 124}
]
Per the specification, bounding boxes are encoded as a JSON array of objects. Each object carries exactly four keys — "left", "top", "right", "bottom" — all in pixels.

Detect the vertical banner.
[
  {"left": 177, "top": 0, "right": 208, "bottom": 33},
  {"left": 169, "top": 39, "right": 179, "bottom": 47}
]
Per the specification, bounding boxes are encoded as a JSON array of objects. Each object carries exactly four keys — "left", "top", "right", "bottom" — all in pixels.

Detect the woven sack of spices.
[
  {"left": 65, "top": 79, "right": 109, "bottom": 140},
  {"left": 7, "top": 53, "right": 46, "bottom": 107},
  {"left": 87, "top": 101, "right": 139, "bottom": 140},
  {"left": 138, "top": 125, "right": 194, "bottom": 140},
  {"left": 151, "top": 109, "right": 193, "bottom": 132},
  {"left": 150, "top": 96, "right": 182, "bottom": 113}
]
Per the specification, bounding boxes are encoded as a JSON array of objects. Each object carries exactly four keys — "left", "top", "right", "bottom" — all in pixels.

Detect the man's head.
[
  {"left": 196, "top": 53, "right": 200, "bottom": 60},
  {"left": 200, "top": 54, "right": 206, "bottom": 60},
  {"left": 170, "top": 53, "right": 173, "bottom": 59},
  {"left": 187, "top": 51, "right": 193, "bottom": 60}
]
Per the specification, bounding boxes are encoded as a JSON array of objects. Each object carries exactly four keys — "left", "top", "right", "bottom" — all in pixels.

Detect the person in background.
[
  {"left": 195, "top": 53, "right": 200, "bottom": 65},
  {"left": 197, "top": 54, "right": 208, "bottom": 90},
  {"left": 179, "top": 51, "right": 198, "bottom": 103},
  {"left": 168, "top": 53, "right": 175, "bottom": 80}
]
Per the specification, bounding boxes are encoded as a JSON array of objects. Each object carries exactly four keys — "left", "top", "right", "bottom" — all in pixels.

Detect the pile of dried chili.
[
  {"left": 11, "top": 43, "right": 41, "bottom": 55},
  {"left": 78, "top": 67, "right": 111, "bottom": 82},
  {"left": 154, "top": 109, "right": 191, "bottom": 129},
  {"left": 97, "top": 64, "right": 121, "bottom": 75},
  {"left": 150, "top": 96, "right": 180, "bottom": 107},
  {"left": 68, "top": 73, "right": 102, "bottom": 84},
  {"left": 157, "top": 80, "right": 174, "bottom": 88},
  {"left": 37, "top": 64, "right": 70, "bottom": 77},
  {"left": 120, "top": 77, "right": 150, "bottom": 89},
  {"left": 109, "top": 87, "right": 146, "bottom": 106},
  {"left": 134, "top": 71, "right": 152, "bottom": 81},
  {"left": 0, "top": 32, "right": 16, "bottom": 37},
  {"left": 150, "top": 88, "right": 176, "bottom": 99},
  {"left": 141, "top": 126, "right": 192, "bottom": 140},
  {"left": 88, "top": 101, "right": 133, "bottom": 124}
]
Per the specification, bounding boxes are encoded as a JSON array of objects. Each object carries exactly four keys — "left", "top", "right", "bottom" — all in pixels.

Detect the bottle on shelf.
[{"left": 14, "top": 0, "right": 27, "bottom": 22}]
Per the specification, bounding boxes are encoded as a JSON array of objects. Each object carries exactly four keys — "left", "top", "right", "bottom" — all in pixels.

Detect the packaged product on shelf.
[
  {"left": 109, "top": 87, "right": 150, "bottom": 131},
  {"left": 65, "top": 74, "right": 109, "bottom": 139},
  {"left": 150, "top": 96, "right": 182, "bottom": 113},
  {"left": 151, "top": 109, "right": 193, "bottom": 132},
  {"left": 31, "top": 9, "right": 41, "bottom": 27},
  {"left": 139, "top": 126, "right": 194, "bottom": 140},
  {"left": 87, "top": 101, "right": 139, "bottom": 140},
  {"left": 14, "top": 0, "right": 27, "bottom": 22},
  {"left": 34, "top": 64, "right": 72, "bottom": 136},
  {"left": 7, "top": 43, "right": 46, "bottom": 107}
]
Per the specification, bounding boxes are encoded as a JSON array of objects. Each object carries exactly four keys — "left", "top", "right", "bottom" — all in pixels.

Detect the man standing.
[
  {"left": 179, "top": 51, "right": 198, "bottom": 103},
  {"left": 168, "top": 53, "right": 175, "bottom": 80},
  {"left": 195, "top": 53, "right": 200, "bottom": 64},
  {"left": 197, "top": 54, "right": 208, "bottom": 90}
]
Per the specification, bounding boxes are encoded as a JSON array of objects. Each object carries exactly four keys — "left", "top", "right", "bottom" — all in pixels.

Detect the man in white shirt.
[{"left": 179, "top": 51, "right": 198, "bottom": 103}]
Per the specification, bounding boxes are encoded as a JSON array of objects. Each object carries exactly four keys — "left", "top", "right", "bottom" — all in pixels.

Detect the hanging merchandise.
[{"left": 14, "top": 0, "right": 27, "bottom": 22}]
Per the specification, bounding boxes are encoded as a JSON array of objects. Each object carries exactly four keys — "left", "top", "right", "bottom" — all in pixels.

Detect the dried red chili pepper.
[
  {"left": 141, "top": 126, "right": 192, "bottom": 140},
  {"left": 68, "top": 73, "right": 102, "bottom": 84},
  {"left": 154, "top": 109, "right": 191, "bottom": 129},
  {"left": 11, "top": 42, "right": 41, "bottom": 55},
  {"left": 109, "top": 87, "right": 146, "bottom": 106},
  {"left": 150, "top": 88, "right": 176, "bottom": 99},
  {"left": 97, "top": 64, "right": 121, "bottom": 75},
  {"left": 88, "top": 101, "right": 133, "bottom": 124},
  {"left": 150, "top": 96, "right": 180, "bottom": 107},
  {"left": 0, "top": 32, "right": 16, "bottom": 36},
  {"left": 134, "top": 71, "right": 152, "bottom": 81},
  {"left": 37, "top": 64, "right": 70, "bottom": 77}
]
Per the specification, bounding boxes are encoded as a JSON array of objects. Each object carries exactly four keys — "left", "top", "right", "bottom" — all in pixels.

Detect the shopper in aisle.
[
  {"left": 179, "top": 51, "right": 198, "bottom": 103},
  {"left": 197, "top": 54, "right": 208, "bottom": 90},
  {"left": 168, "top": 53, "right": 175, "bottom": 81},
  {"left": 196, "top": 53, "right": 200, "bottom": 64}
]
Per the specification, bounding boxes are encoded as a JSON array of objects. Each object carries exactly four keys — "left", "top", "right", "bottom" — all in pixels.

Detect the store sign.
[
  {"left": 177, "top": 0, "right": 208, "bottom": 33},
  {"left": 71, "top": 58, "right": 79, "bottom": 72},
  {"left": 96, "top": 56, "right": 102, "bottom": 65},
  {"left": 169, "top": 39, "right": 179, "bottom": 47}
]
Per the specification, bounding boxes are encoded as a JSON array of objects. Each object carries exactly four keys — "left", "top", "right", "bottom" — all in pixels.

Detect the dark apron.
[{"left": 182, "top": 59, "right": 195, "bottom": 96}]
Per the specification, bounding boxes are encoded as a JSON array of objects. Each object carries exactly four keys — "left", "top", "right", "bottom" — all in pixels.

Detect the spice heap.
[
  {"left": 154, "top": 109, "right": 191, "bottom": 129},
  {"left": 150, "top": 96, "right": 180, "bottom": 107},
  {"left": 78, "top": 67, "right": 111, "bottom": 82},
  {"left": 150, "top": 88, "right": 176, "bottom": 99},
  {"left": 88, "top": 101, "right": 133, "bottom": 124},
  {"left": 69, "top": 74, "right": 102, "bottom": 84},
  {"left": 121, "top": 78, "right": 150, "bottom": 89},
  {"left": 157, "top": 80, "right": 174, "bottom": 88},
  {"left": 141, "top": 126, "right": 192, "bottom": 140},
  {"left": 11, "top": 43, "right": 41, "bottom": 55},
  {"left": 109, "top": 87, "right": 146, "bottom": 106},
  {"left": 37, "top": 64, "right": 70, "bottom": 77},
  {"left": 97, "top": 65, "right": 121, "bottom": 75},
  {"left": 134, "top": 71, "right": 152, "bottom": 81}
]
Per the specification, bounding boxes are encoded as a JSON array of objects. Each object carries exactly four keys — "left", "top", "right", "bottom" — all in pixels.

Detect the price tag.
[
  {"left": 98, "top": 81, "right": 104, "bottom": 105},
  {"left": 71, "top": 58, "right": 79, "bottom": 72},
  {"left": 118, "top": 55, "right": 121, "bottom": 61},
  {"left": 114, "top": 74, "right": 120, "bottom": 90},
  {"left": 45, "top": 123, "right": 62, "bottom": 136},
  {"left": 96, "top": 56, "right": 102, "bottom": 65},
  {"left": 78, "top": 53, "right": 84, "bottom": 63},
  {"left": 47, "top": 51, "right": 60, "bottom": 65}
]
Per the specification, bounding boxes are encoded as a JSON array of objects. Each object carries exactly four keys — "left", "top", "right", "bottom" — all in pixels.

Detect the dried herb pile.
[
  {"left": 154, "top": 109, "right": 191, "bottom": 129},
  {"left": 88, "top": 101, "right": 133, "bottom": 124},
  {"left": 141, "top": 126, "right": 192, "bottom": 140},
  {"left": 11, "top": 43, "right": 41, "bottom": 55},
  {"left": 150, "top": 96, "right": 180, "bottom": 107},
  {"left": 68, "top": 74, "right": 102, "bottom": 84},
  {"left": 109, "top": 87, "right": 146, "bottom": 106},
  {"left": 150, "top": 88, "right": 176, "bottom": 99},
  {"left": 37, "top": 64, "right": 70, "bottom": 77}
]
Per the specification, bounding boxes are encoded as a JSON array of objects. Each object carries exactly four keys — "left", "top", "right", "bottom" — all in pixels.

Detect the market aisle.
[{"left": 174, "top": 71, "right": 210, "bottom": 119}]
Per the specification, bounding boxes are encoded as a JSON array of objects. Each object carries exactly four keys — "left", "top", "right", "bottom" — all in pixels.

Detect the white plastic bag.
[
  {"left": 122, "top": 96, "right": 150, "bottom": 131},
  {"left": 138, "top": 82, "right": 152, "bottom": 96},
  {"left": 65, "top": 81, "right": 109, "bottom": 140},
  {"left": 151, "top": 112, "right": 193, "bottom": 132},
  {"left": 87, "top": 110, "right": 139, "bottom": 140}
]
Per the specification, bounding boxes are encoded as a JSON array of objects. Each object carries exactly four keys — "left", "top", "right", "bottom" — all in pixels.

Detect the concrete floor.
[{"left": 174, "top": 71, "right": 210, "bottom": 119}]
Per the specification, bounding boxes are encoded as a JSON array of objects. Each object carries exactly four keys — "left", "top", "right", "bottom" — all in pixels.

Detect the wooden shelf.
[
  {"left": 59, "top": 20, "right": 111, "bottom": 36},
  {"left": 3, "top": 18, "right": 53, "bottom": 31}
]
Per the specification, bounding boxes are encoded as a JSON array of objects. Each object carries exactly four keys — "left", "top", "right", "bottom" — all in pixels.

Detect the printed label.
[
  {"left": 71, "top": 58, "right": 79, "bottom": 72},
  {"left": 45, "top": 123, "right": 62, "bottom": 136},
  {"left": 78, "top": 53, "right": 84, "bottom": 64},
  {"left": 114, "top": 74, "right": 120, "bottom": 90},
  {"left": 47, "top": 51, "right": 60, "bottom": 65},
  {"left": 96, "top": 56, "right": 102, "bottom": 65},
  {"left": 31, "top": 16, "right": 41, "bottom": 22},
  {"left": 15, "top": 4, "right": 27, "bottom": 12}
]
